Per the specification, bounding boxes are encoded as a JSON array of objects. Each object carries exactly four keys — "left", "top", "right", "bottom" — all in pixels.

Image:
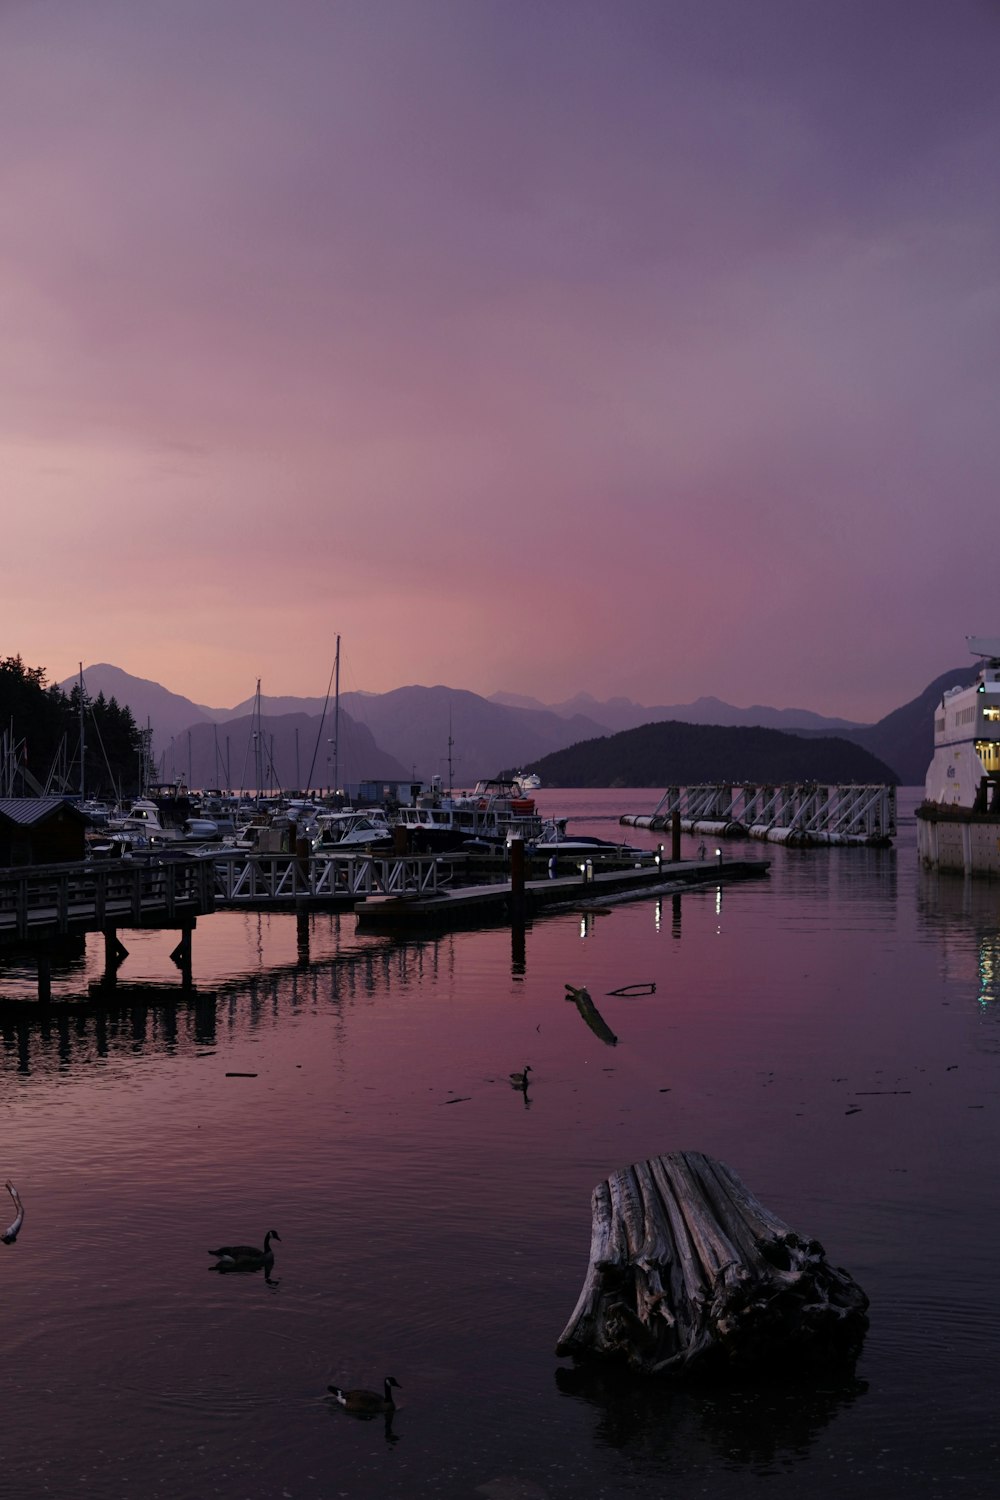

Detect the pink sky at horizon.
[{"left": 2, "top": 1, "right": 998, "bottom": 724}]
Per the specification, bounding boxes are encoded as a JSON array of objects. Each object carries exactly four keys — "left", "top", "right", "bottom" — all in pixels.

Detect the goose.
[
  {"left": 2, "top": 1180, "right": 24, "bottom": 1245},
  {"left": 208, "top": 1230, "right": 280, "bottom": 1269},
  {"left": 509, "top": 1065, "right": 532, "bottom": 1089},
  {"left": 328, "top": 1376, "right": 400, "bottom": 1414}
]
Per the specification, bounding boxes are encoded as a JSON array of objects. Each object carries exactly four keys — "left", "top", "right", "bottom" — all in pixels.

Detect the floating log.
[
  {"left": 556, "top": 1151, "right": 868, "bottom": 1377},
  {"left": 2, "top": 1180, "right": 24, "bottom": 1245},
  {"left": 607, "top": 983, "right": 656, "bottom": 997},
  {"left": 565, "top": 984, "right": 618, "bottom": 1046}
]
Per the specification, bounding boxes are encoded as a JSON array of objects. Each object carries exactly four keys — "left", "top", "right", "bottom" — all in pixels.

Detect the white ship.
[
  {"left": 918, "top": 635, "right": 1000, "bottom": 873},
  {"left": 923, "top": 636, "right": 1000, "bottom": 810}
]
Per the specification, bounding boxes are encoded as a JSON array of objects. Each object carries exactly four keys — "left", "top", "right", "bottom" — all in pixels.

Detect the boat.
[
  {"left": 513, "top": 771, "right": 541, "bottom": 793},
  {"left": 917, "top": 635, "right": 1000, "bottom": 873},
  {"left": 525, "top": 818, "right": 646, "bottom": 859},
  {"left": 394, "top": 777, "right": 542, "bottom": 852},
  {"left": 312, "top": 808, "right": 394, "bottom": 851},
  {"left": 107, "top": 787, "right": 222, "bottom": 846}
]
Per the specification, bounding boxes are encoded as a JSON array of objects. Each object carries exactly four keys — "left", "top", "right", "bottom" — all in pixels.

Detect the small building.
[
  {"left": 353, "top": 779, "right": 425, "bottom": 808},
  {"left": 0, "top": 797, "right": 89, "bottom": 866}
]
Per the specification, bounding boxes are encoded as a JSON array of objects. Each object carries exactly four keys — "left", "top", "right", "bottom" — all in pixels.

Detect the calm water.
[{"left": 3, "top": 789, "right": 1000, "bottom": 1498}]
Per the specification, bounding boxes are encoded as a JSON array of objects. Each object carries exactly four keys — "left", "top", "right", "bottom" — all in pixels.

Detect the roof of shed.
[{"left": 0, "top": 797, "right": 89, "bottom": 827}]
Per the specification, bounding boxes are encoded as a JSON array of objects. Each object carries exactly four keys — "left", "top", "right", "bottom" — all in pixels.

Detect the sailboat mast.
[
  {"left": 447, "top": 708, "right": 454, "bottom": 796},
  {"left": 254, "top": 678, "right": 262, "bottom": 803},
  {"left": 333, "top": 634, "right": 340, "bottom": 796},
  {"left": 78, "top": 662, "right": 86, "bottom": 801}
]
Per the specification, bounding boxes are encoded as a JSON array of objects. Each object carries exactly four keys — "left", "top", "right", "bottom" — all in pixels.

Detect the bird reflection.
[{"left": 326, "top": 1401, "right": 400, "bottom": 1445}]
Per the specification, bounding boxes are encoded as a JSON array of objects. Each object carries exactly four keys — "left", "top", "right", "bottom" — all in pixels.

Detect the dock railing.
[
  {"left": 0, "top": 858, "right": 216, "bottom": 943},
  {"left": 212, "top": 850, "right": 444, "bottom": 906}
]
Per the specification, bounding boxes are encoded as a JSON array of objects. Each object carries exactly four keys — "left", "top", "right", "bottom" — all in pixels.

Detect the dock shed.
[{"left": 0, "top": 797, "right": 89, "bottom": 866}]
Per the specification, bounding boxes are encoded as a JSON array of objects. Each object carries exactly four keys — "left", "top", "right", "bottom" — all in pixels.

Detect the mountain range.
[{"left": 60, "top": 662, "right": 970, "bottom": 790}]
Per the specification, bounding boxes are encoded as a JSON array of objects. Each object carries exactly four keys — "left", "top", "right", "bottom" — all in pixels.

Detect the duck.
[
  {"left": 509, "top": 1065, "right": 532, "bottom": 1089},
  {"left": 208, "top": 1229, "right": 280, "bottom": 1269},
  {"left": 328, "top": 1375, "right": 400, "bottom": 1414}
]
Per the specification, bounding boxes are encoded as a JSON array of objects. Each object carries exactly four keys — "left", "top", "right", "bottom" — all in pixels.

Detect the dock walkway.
[{"left": 355, "top": 856, "right": 768, "bottom": 930}]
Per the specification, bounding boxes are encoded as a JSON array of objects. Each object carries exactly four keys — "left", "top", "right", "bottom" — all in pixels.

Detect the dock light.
[{"left": 715, "top": 847, "right": 723, "bottom": 866}]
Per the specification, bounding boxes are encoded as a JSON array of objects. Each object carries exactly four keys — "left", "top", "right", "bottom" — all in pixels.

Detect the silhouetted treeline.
[
  {"left": 0, "top": 656, "right": 143, "bottom": 797},
  {"left": 518, "top": 720, "right": 899, "bottom": 788}
]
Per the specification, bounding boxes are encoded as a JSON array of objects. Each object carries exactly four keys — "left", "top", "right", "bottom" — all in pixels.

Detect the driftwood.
[
  {"left": 2, "top": 1180, "right": 24, "bottom": 1244},
  {"left": 565, "top": 984, "right": 618, "bottom": 1046},
  {"left": 556, "top": 1151, "right": 868, "bottom": 1377}
]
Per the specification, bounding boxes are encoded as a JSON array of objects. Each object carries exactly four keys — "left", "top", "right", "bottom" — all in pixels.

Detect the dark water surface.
[{"left": 3, "top": 789, "right": 1000, "bottom": 1498}]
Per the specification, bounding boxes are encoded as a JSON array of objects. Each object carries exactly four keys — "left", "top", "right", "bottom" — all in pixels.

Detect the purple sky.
[{"left": 2, "top": 0, "right": 998, "bottom": 723}]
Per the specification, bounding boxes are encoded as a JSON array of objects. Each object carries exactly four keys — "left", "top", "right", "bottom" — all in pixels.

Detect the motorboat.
[
  {"left": 395, "top": 777, "right": 542, "bottom": 852},
  {"left": 524, "top": 818, "right": 645, "bottom": 858},
  {"left": 312, "top": 809, "right": 394, "bottom": 850},
  {"left": 108, "top": 796, "right": 221, "bottom": 845}
]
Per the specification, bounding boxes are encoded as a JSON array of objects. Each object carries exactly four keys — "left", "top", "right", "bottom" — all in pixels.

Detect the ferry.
[
  {"left": 917, "top": 635, "right": 1000, "bottom": 873},
  {"left": 922, "top": 636, "right": 1000, "bottom": 810}
]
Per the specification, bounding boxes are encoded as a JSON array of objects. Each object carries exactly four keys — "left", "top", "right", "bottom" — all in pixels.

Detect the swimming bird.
[
  {"left": 509, "top": 1065, "right": 532, "bottom": 1089},
  {"left": 328, "top": 1376, "right": 400, "bottom": 1414},
  {"left": 2, "top": 1180, "right": 24, "bottom": 1245},
  {"left": 208, "top": 1230, "right": 280, "bottom": 1269}
]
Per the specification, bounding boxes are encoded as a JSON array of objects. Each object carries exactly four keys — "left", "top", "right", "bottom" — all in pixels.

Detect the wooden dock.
[
  {"left": 0, "top": 859, "right": 216, "bottom": 1001},
  {"left": 354, "top": 855, "right": 768, "bottom": 930},
  {"left": 0, "top": 859, "right": 215, "bottom": 943}
]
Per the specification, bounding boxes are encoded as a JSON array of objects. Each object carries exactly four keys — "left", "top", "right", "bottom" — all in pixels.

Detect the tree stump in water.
[{"left": 556, "top": 1151, "right": 869, "bottom": 1377}]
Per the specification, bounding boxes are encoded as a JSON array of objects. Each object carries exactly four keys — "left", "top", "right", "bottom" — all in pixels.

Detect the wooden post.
[
  {"left": 103, "top": 928, "right": 128, "bottom": 988},
  {"left": 169, "top": 926, "right": 193, "bottom": 989},
  {"left": 295, "top": 837, "right": 311, "bottom": 895},
  {"left": 393, "top": 823, "right": 409, "bottom": 856},
  {"left": 509, "top": 837, "right": 525, "bottom": 917},
  {"left": 671, "top": 809, "right": 681, "bottom": 862}
]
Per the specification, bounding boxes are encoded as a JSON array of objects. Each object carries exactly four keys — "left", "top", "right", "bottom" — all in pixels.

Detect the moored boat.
[
  {"left": 395, "top": 777, "right": 542, "bottom": 852},
  {"left": 917, "top": 635, "right": 1000, "bottom": 874}
]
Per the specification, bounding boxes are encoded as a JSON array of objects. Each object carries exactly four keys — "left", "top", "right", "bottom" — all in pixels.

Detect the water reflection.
[
  {"left": 916, "top": 870, "right": 1000, "bottom": 1013},
  {"left": 0, "top": 933, "right": 457, "bottom": 1077},
  {"left": 555, "top": 1363, "right": 868, "bottom": 1473}
]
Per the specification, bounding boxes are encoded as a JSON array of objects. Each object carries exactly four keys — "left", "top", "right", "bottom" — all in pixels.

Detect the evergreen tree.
[{"left": 0, "top": 659, "right": 142, "bottom": 797}]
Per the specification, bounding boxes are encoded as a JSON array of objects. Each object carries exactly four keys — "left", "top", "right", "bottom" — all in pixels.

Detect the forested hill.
[{"left": 521, "top": 721, "right": 899, "bottom": 788}]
